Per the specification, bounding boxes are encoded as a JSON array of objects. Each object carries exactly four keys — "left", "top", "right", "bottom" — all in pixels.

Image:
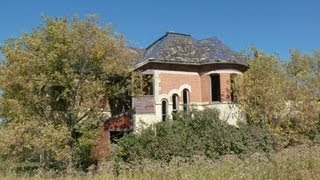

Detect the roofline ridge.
[
  {"left": 145, "top": 33, "right": 168, "bottom": 50},
  {"left": 145, "top": 32, "right": 191, "bottom": 50},
  {"left": 165, "top": 31, "right": 191, "bottom": 37}
]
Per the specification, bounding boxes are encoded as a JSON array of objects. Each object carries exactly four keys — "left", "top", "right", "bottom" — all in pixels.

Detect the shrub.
[{"left": 115, "top": 108, "right": 274, "bottom": 162}]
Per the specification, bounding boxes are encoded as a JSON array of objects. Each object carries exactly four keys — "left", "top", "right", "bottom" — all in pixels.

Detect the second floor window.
[
  {"left": 211, "top": 74, "right": 221, "bottom": 102},
  {"left": 142, "top": 74, "right": 154, "bottom": 95}
]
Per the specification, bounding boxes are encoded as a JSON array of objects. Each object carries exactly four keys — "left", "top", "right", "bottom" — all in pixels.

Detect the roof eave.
[{"left": 134, "top": 59, "right": 249, "bottom": 70}]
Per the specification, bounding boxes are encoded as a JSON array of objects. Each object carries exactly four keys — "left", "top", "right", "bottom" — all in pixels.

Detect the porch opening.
[{"left": 211, "top": 74, "right": 221, "bottom": 102}]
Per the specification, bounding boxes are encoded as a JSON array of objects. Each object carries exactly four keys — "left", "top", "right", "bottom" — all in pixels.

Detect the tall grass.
[{"left": 1, "top": 145, "right": 320, "bottom": 179}]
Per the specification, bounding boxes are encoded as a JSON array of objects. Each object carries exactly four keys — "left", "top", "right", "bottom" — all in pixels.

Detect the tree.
[
  {"left": 237, "top": 49, "right": 289, "bottom": 132},
  {"left": 0, "top": 16, "right": 138, "bottom": 170},
  {"left": 285, "top": 50, "right": 320, "bottom": 136},
  {"left": 237, "top": 48, "right": 320, "bottom": 143}
]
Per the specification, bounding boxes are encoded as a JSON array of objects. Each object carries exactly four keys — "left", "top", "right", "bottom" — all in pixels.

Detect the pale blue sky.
[{"left": 1, "top": 0, "right": 319, "bottom": 59}]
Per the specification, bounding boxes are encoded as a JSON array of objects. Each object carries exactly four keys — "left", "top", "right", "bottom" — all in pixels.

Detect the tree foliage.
[
  {"left": 0, "top": 16, "right": 138, "bottom": 170},
  {"left": 237, "top": 50, "right": 288, "bottom": 130},
  {"left": 284, "top": 50, "right": 320, "bottom": 135},
  {"left": 237, "top": 48, "right": 320, "bottom": 141}
]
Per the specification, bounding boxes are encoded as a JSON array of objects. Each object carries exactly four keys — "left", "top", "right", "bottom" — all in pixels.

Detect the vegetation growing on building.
[{"left": 0, "top": 16, "right": 319, "bottom": 179}]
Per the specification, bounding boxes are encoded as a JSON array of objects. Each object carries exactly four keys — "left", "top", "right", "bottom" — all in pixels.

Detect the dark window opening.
[
  {"left": 182, "top": 89, "right": 189, "bottom": 112},
  {"left": 162, "top": 99, "right": 168, "bottom": 121},
  {"left": 110, "top": 131, "right": 131, "bottom": 144},
  {"left": 142, "top": 74, "right": 154, "bottom": 95},
  {"left": 211, "top": 74, "right": 221, "bottom": 102},
  {"left": 172, "top": 94, "right": 179, "bottom": 113}
]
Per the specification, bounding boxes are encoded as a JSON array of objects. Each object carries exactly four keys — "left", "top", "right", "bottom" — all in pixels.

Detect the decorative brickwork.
[
  {"left": 159, "top": 72, "right": 202, "bottom": 102},
  {"left": 133, "top": 96, "right": 155, "bottom": 113},
  {"left": 158, "top": 71, "right": 232, "bottom": 103}
]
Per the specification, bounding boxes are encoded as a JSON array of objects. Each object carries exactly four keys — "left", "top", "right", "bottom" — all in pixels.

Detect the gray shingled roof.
[{"left": 136, "top": 32, "right": 247, "bottom": 67}]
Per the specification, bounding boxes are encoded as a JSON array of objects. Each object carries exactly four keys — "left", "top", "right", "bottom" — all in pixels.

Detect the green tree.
[
  {"left": 237, "top": 48, "right": 320, "bottom": 143},
  {"left": 0, "top": 16, "right": 138, "bottom": 170},
  {"left": 237, "top": 49, "right": 289, "bottom": 132},
  {"left": 285, "top": 50, "right": 320, "bottom": 136}
]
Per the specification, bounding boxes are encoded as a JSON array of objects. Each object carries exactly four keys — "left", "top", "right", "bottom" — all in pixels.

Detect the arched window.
[
  {"left": 172, "top": 94, "right": 179, "bottom": 113},
  {"left": 161, "top": 99, "right": 168, "bottom": 121},
  {"left": 211, "top": 74, "right": 221, "bottom": 102},
  {"left": 182, "top": 89, "right": 189, "bottom": 112}
]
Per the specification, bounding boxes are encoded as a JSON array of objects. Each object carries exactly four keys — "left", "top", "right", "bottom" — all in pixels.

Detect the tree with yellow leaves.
[
  {"left": 0, "top": 15, "right": 138, "bottom": 170},
  {"left": 237, "top": 48, "right": 320, "bottom": 145}
]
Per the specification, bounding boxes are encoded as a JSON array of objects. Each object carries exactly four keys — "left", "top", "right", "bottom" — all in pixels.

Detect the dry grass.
[{"left": 1, "top": 145, "right": 320, "bottom": 180}]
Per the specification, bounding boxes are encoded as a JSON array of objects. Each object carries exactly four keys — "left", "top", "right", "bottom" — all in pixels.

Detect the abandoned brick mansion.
[{"left": 130, "top": 32, "right": 248, "bottom": 128}]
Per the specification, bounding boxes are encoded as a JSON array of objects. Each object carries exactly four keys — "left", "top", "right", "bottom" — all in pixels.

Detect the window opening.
[{"left": 211, "top": 74, "right": 221, "bottom": 102}]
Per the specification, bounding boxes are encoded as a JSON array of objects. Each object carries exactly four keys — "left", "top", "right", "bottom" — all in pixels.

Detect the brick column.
[{"left": 220, "top": 73, "right": 231, "bottom": 102}]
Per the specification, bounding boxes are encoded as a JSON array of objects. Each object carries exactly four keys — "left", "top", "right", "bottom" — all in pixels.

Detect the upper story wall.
[
  {"left": 154, "top": 68, "right": 243, "bottom": 105},
  {"left": 158, "top": 71, "right": 202, "bottom": 102}
]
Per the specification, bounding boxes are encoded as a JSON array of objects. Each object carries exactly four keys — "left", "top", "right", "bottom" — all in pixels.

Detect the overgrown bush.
[{"left": 115, "top": 108, "right": 273, "bottom": 162}]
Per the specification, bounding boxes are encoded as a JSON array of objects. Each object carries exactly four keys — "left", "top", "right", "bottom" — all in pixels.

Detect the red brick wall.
[
  {"left": 133, "top": 96, "right": 155, "bottom": 113},
  {"left": 220, "top": 73, "right": 231, "bottom": 102},
  {"left": 159, "top": 73, "right": 202, "bottom": 102},
  {"left": 200, "top": 74, "right": 210, "bottom": 102},
  {"left": 158, "top": 72, "right": 233, "bottom": 103},
  {"left": 199, "top": 73, "right": 232, "bottom": 102}
]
